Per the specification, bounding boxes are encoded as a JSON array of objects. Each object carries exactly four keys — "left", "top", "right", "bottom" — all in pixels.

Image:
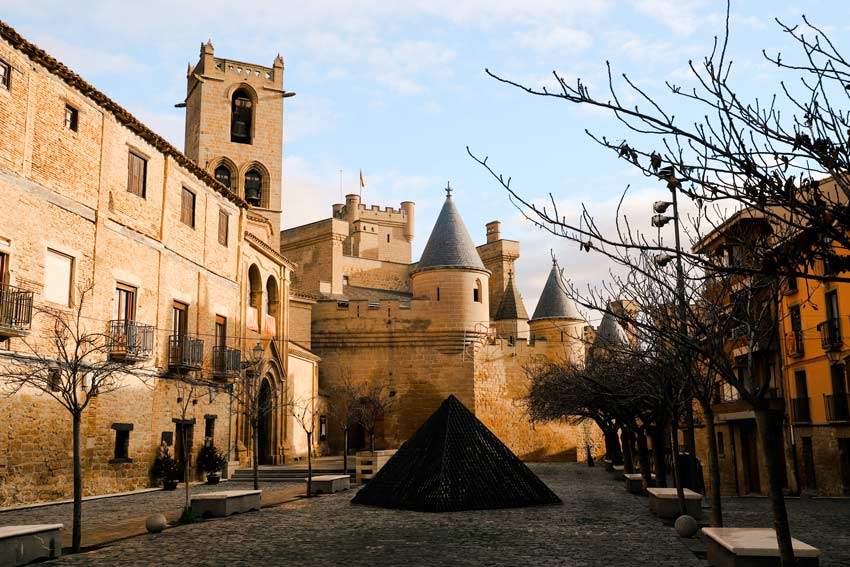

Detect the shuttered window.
[
  {"left": 0, "top": 59, "right": 10, "bottom": 90},
  {"left": 218, "top": 209, "right": 229, "bottom": 246},
  {"left": 181, "top": 187, "right": 196, "bottom": 228},
  {"left": 127, "top": 151, "right": 147, "bottom": 197},
  {"left": 44, "top": 249, "right": 74, "bottom": 306}
]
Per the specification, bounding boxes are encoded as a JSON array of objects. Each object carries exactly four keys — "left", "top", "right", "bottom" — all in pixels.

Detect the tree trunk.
[
  {"left": 343, "top": 427, "right": 349, "bottom": 473},
  {"left": 621, "top": 428, "right": 635, "bottom": 474},
  {"left": 701, "top": 401, "right": 723, "bottom": 527},
  {"left": 604, "top": 428, "right": 623, "bottom": 465},
  {"left": 651, "top": 425, "right": 668, "bottom": 487},
  {"left": 306, "top": 431, "right": 313, "bottom": 497},
  {"left": 670, "top": 420, "right": 687, "bottom": 517},
  {"left": 636, "top": 427, "right": 653, "bottom": 487},
  {"left": 252, "top": 418, "right": 260, "bottom": 491},
  {"left": 755, "top": 408, "right": 797, "bottom": 567},
  {"left": 183, "top": 425, "right": 191, "bottom": 517},
  {"left": 369, "top": 430, "right": 375, "bottom": 454},
  {"left": 72, "top": 412, "right": 83, "bottom": 553}
]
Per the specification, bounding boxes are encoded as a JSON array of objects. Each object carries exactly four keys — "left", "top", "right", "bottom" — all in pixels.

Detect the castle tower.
[
  {"left": 476, "top": 220, "right": 520, "bottom": 319},
  {"left": 183, "top": 40, "right": 287, "bottom": 244},
  {"left": 493, "top": 272, "right": 529, "bottom": 341},
  {"left": 411, "top": 187, "right": 490, "bottom": 332},
  {"left": 529, "top": 260, "right": 586, "bottom": 362}
]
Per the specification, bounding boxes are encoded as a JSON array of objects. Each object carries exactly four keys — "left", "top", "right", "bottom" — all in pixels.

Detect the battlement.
[
  {"left": 212, "top": 58, "right": 276, "bottom": 81},
  {"left": 333, "top": 195, "right": 414, "bottom": 225}
]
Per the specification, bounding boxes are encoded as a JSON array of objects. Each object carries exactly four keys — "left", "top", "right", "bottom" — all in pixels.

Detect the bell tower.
[{"left": 183, "top": 40, "right": 290, "bottom": 244}]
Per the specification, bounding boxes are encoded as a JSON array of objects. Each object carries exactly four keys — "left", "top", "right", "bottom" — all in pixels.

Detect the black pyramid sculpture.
[{"left": 351, "top": 395, "right": 562, "bottom": 512}]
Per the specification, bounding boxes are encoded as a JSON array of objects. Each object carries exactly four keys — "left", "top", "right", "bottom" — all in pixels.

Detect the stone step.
[{"left": 231, "top": 468, "right": 356, "bottom": 482}]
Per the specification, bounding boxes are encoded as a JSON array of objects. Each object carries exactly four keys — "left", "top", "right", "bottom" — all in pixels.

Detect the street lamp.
[
  {"left": 652, "top": 214, "right": 675, "bottom": 228},
  {"left": 654, "top": 253, "right": 676, "bottom": 267},
  {"left": 252, "top": 342, "right": 264, "bottom": 364}
]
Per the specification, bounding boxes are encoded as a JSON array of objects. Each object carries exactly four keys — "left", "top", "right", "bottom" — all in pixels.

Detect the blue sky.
[{"left": 2, "top": 1, "right": 845, "bottom": 319}]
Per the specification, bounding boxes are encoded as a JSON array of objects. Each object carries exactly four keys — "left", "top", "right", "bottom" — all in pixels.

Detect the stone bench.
[
  {"left": 701, "top": 528, "right": 820, "bottom": 567},
  {"left": 0, "top": 524, "right": 62, "bottom": 566},
  {"left": 646, "top": 487, "right": 702, "bottom": 520},
  {"left": 611, "top": 464, "right": 625, "bottom": 480},
  {"left": 190, "top": 489, "right": 262, "bottom": 518},
  {"left": 310, "top": 474, "right": 351, "bottom": 494},
  {"left": 624, "top": 473, "right": 645, "bottom": 494}
]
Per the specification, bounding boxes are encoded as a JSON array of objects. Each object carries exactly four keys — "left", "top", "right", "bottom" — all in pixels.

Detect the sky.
[{"left": 2, "top": 1, "right": 846, "bottom": 320}]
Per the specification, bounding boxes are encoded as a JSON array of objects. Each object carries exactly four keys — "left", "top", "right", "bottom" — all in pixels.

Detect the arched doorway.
[{"left": 257, "top": 378, "right": 273, "bottom": 465}]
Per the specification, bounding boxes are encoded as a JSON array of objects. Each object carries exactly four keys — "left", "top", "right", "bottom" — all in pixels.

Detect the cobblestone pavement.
[
  {"left": 0, "top": 480, "right": 303, "bottom": 549},
  {"left": 53, "top": 464, "right": 706, "bottom": 567}
]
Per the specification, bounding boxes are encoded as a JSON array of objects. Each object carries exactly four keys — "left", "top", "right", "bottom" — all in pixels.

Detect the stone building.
[
  {"left": 0, "top": 23, "right": 317, "bottom": 507},
  {"left": 282, "top": 190, "right": 595, "bottom": 460}
]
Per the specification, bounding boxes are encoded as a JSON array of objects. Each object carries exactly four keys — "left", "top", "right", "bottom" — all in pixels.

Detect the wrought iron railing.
[
  {"left": 107, "top": 319, "right": 154, "bottom": 361},
  {"left": 818, "top": 317, "right": 842, "bottom": 351},
  {"left": 168, "top": 334, "right": 204, "bottom": 371},
  {"left": 212, "top": 345, "right": 241, "bottom": 378},
  {"left": 790, "top": 397, "right": 811, "bottom": 423},
  {"left": 824, "top": 393, "right": 850, "bottom": 422},
  {"left": 0, "top": 283, "right": 33, "bottom": 336}
]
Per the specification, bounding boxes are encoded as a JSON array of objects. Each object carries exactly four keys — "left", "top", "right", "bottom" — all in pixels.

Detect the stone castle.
[{"left": 0, "top": 22, "right": 592, "bottom": 506}]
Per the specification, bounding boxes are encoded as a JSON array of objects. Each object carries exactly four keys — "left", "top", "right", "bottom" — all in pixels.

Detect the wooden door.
[
  {"left": 838, "top": 439, "right": 850, "bottom": 496},
  {"left": 802, "top": 437, "right": 817, "bottom": 491},
  {"left": 739, "top": 422, "right": 761, "bottom": 494}
]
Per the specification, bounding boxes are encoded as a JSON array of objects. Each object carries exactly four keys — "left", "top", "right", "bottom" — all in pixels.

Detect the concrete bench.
[
  {"left": 701, "top": 528, "right": 820, "bottom": 567},
  {"left": 646, "top": 487, "right": 702, "bottom": 520},
  {"left": 0, "top": 524, "right": 62, "bottom": 566},
  {"left": 190, "top": 489, "right": 262, "bottom": 518},
  {"left": 624, "top": 473, "right": 645, "bottom": 494},
  {"left": 611, "top": 464, "right": 625, "bottom": 480},
  {"left": 310, "top": 474, "right": 351, "bottom": 494},
  {"left": 604, "top": 459, "right": 614, "bottom": 472}
]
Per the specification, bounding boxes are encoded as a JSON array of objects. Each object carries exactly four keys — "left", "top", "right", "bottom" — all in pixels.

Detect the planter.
[
  {"left": 163, "top": 479, "right": 179, "bottom": 491},
  {"left": 206, "top": 472, "right": 222, "bottom": 485}
]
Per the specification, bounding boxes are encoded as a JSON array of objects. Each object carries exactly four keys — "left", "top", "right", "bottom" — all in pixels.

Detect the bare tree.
[
  {"left": 356, "top": 377, "right": 397, "bottom": 454},
  {"left": 0, "top": 283, "right": 146, "bottom": 552},
  {"left": 289, "top": 394, "right": 320, "bottom": 496},
  {"left": 325, "top": 370, "right": 365, "bottom": 474}
]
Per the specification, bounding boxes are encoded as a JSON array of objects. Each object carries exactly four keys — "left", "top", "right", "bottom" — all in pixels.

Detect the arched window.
[
  {"left": 245, "top": 169, "right": 263, "bottom": 207},
  {"left": 214, "top": 164, "right": 232, "bottom": 188},
  {"left": 473, "top": 279, "right": 482, "bottom": 303},
  {"left": 266, "top": 276, "right": 278, "bottom": 315},
  {"left": 231, "top": 89, "right": 253, "bottom": 144}
]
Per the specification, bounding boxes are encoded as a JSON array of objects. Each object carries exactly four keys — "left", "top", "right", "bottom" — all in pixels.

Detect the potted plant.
[
  {"left": 152, "top": 446, "right": 180, "bottom": 490},
  {"left": 198, "top": 443, "right": 227, "bottom": 485}
]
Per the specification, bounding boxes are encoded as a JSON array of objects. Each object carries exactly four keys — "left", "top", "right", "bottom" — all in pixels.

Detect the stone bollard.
[
  {"left": 674, "top": 515, "right": 698, "bottom": 538},
  {"left": 145, "top": 513, "right": 167, "bottom": 534}
]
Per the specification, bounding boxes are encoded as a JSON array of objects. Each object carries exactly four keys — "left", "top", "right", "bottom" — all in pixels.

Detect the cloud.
[
  {"left": 634, "top": 0, "right": 705, "bottom": 37},
  {"left": 514, "top": 26, "right": 593, "bottom": 52}
]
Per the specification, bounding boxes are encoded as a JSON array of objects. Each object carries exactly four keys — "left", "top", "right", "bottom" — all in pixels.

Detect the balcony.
[
  {"left": 0, "top": 283, "right": 34, "bottom": 338},
  {"left": 168, "top": 334, "right": 204, "bottom": 372},
  {"left": 790, "top": 397, "right": 811, "bottom": 423},
  {"left": 785, "top": 331, "right": 804, "bottom": 358},
  {"left": 212, "top": 346, "right": 241, "bottom": 379},
  {"left": 107, "top": 320, "right": 154, "bottom": 361},
  {"left": 818, "top": 318, "right": 842, "bottom": 351},
  {"left": 824, "top": 393, "right": 850, "bottom": 422}
]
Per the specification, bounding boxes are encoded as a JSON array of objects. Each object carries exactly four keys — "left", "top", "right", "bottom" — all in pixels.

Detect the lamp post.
[{"left": 652, "top": 183, "right": 700, "bottom": 492}]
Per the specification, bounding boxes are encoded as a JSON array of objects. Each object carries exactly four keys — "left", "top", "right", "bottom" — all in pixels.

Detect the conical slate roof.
[
  {"left": 594, "top": 311, "right": 630, "bottom": 347},
  {"left": 495, "top": 272, "right": 529, "bottom": 321},
  {"left": 416, "top": 193, "right": 486, "bottom": 272},
  {"left": 351, "top": 395, "right": 562, "bottom": 512},
  {"left": 531, "top": 261, "right": 582, "bottom": 321}
]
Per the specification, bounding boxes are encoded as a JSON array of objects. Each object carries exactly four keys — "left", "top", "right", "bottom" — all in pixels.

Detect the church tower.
[{"left": 183, "top": 40, "right": 289, "bottom": 244}]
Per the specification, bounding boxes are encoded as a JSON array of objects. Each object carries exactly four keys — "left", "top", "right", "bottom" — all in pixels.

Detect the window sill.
[{"left": 109, "top": 458, "right": 133, "bottom": 465}]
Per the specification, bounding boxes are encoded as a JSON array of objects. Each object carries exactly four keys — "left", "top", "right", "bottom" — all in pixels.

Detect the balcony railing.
[
  {"left": 824, "top": 393, "right": 850, "bottom": 422},
  {"left": 818, "top": 317, "right": 842, "bottom": 351},
  {"left": 107, "top": 320, "right": 154, "bottom": 361},
  {"left": 791, "top": 397, "right": 811, "bottom": 423},
  {"left": 212, "top": 345, "right": 241, "bottom": 379},
  {"left": 0, "top": 283, "right": 34, "bottom": 338},
  {"left": 168, "top": 334, "right": 204, "bottom": 372},
  {"left": 785, "top": 331, "right": 804, "bottom": 358}
]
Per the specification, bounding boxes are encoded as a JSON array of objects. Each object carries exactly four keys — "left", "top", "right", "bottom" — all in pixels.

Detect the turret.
[
  {"left": 411, "top": 185, "right": 490, "bottom": 331},
  {"left": 528, "top": 259, "right": 585, "bottom": 362},
  {"left": 493, "top": 272, "right": 529, "bottom": 342}
]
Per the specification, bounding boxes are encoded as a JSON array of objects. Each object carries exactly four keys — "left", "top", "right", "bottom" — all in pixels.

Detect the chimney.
[{"left": 486, "top": 220, "right": 501, "bottom": 243}]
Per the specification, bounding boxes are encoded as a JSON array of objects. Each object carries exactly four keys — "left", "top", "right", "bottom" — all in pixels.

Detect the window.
[
  {"left": 180, "top": 187, "right": 196, "bottom": 228},
  {"left": 827, "top": 290, "right": 840, "bottom": 320},
  {"left": 172, "top": 301, "right": 188, "bottom": 336},
  {"left": 387, "top": 234, "right": 390, "bottom": 243},
  {"left": 44, "top": 249, "right": 73, "bottom": 306},
  {"left": 795, "top": 370, "right": 809, "bottom": 399},
  {"left": 218, "top": 209, "right": 229, "bottom": 246},
  {"left": 717, "top": 432, "right": 725, "bottom": 458},
  {"left": 786, "top": 275, "right": 798, "bottom": 293},
  {"left": 0, "top": 251, "right": 8, "bottom": 284},
  {"left": 115, "top": 283, "right": 136, "bottom": 322},
  {"left": 319, "top": 415, "right": 327, "bottom": 441},
  {"left": 204, "top": 415, "right": 216, "bottom": 439},
  {"left": 231, "top": 89, "right": 253, "bottom": 144},
  {"left": 63, "top": 104, "right": 78, "bottom": 131},
  {"left": 215, "top": 315, "right": 227, "bottom": 348},
  {"left": 111, "top": 423, "right": 133, "bottom": 461},
  {"left": 473, "top": 279, "right": 482, "bottom": 303},
  {"left": 0, "top": 59, "right": 9, "bottom": 90},
  {"left": 436, "top": 287, "right": 440, "bottom": 301},
  {"left": 214, "top": 164, "right": 232, "bottom": 188},
  {"left": 127, "top": 151, "right": 147, "bottom": 197},
  {"left": 244, "top": 169, "right": 262, "bottom": 206}
]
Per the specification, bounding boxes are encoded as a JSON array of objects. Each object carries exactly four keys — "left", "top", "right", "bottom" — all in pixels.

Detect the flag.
[{"left": 359, "top": 169, "right": 366, "bottom": 190}]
